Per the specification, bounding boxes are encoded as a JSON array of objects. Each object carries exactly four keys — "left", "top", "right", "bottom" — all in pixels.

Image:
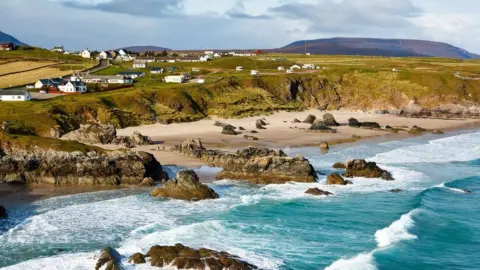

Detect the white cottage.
[
  {"left": 58, "top": 81, "right": 88, "bottom": 93},
  {"left": 80, "top": 49, "right": 91, "bottom": 59},
  {"left": 0, "top": 90, "right": 31, "bottom": 101},
  {"left": 165, "top": 75, "right": 186, "bottom": 83},
  {"left": 133, "top": 60, "right": 147, "bottom": 68}
]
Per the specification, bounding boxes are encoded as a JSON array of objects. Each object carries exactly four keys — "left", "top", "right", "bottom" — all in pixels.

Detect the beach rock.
[
  {"left": 390, "top": 189, "right": 403, "bottom": 193},
  {"left": 409, "top": 126, "right": 427, "bottom": 134},
  {"left": 95, "top": 247, "right": 122, "bottom": 270},
  {"left": 310, "top": 120, "right": 336, "bottom": 133},
  {"left": 332, "top": 162, "right": 346, "bottom": 169},
  {"left": 222, "top": 125, "right": 238, "bottom": 135},
  {"left": 360, "top": 122, "right": 381, "bottom": 129},
  {"left": 130, "top": 131, "right": 153, "bottom": 146},
  {"left": 305, "top": 188, "right": 333, "bottom": 196},
  {"left": 244, "top": 135, "right": 259, "bottom": 141},
  {"left": 348, "top": 118, "right": 360, "bottom": 127},
  {"left": 326, "top": 173, "right": 347, "bottom": 185},
  {"left": 323, "top": 113, "right": 340, "bottom": 126},
  {"left": 292, "top": 118, "right": 301, "bottom": 123},
  {"left": 214, "top": 121, "right": 227, "bottom": 127},
  {"left": 151, "top": 170, "right": 219, "bottom": 201},
  {"left": 303, "top": 114, "right": 317, "bottom": 124},
  {"left": 256, "top": 119, "right": 267, "bottom": 129},
  {"left": 146, "top": 243, "right": 258, "bottom": 269},
  {"left": 128, "top": 253, "right": 146, "bottom": 265},
  {"left": 344, "top": 159, "right": 394, "bottom": 180},
  {"left": 239, "top": 126, "right": 246, "bottom": 131},
  {"left": 432, "top": 129, "right": 445, "bottom": 135},
  {"left": 345, "top": 180, "right": 353, "bottom": 185},
  {"left": 320, "top": 141, "right": 329, "bottom": 150},
  {"left": 0, "top": 143, "right": 168, "bottom": 186},
  {"left": 250, "top": 130, "right": 259, "bottom": 134},
  {"left": 171, "top": 139, "right": 207, "bottom": 158},
  {"left": 0, "top": 206, "right": 7, "bottom": 219},
  {"left": 139, "top": 177, "right": 154, "bottom": 187}
]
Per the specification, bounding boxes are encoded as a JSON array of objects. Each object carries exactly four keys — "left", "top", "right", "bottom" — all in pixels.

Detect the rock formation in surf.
[
  {"left": 0, "top": 206, "right": 7, "bottom": 219},
  {"left": 309, "top": 120, "right": 337, "bottom": 133},
  {"left": 95, "top": 247, "right": 122, "bottom": 270},
  {"left": 303, "top": 114, "right": 316, "bottom": 124},
  {"left": 151, "top": 170, "right": 219, "bottom": 201},
  {"left": 344, "top": 159, "right": 394, "bottom": 180},
  {"left": 305, "top": 188, "right": 333, "bottom": 196},
  {"left": 326, "top": 173, "right": 348, "bottom": 185},
  {"left": 348, "top": 118, "right": 381, "bottom": 129}
]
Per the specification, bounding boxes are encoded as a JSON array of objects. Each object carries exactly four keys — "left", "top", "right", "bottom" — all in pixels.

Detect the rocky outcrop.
[
  {"left": 320, "top": 141, "right": 329, "bottom": 150},
  {"left": 222, "top": 125, "right": 238, "bottom": 135},
  {"left": 398, "top": 102, "right": 480, "bottom": 119},
  {"left": 0, "top": 206, "right": 7, "bottom": 219},
  {"left": 326, "top": 173, "right": 347, "bottom": 185},
  {"left": 323, "top": 113, "right": 340, "bottom": 126},
  {"left": 292, "top": 118, "right": 301, "bottom": 123},
  {"left": 303, "top": 114, "right": 316, "bottom": 124},
  {"left": 310, "top": 120, "right": 337, "bottom": 133},
  {"left": 305, "top": 188, "right": 333, "bottom": 196},
  {"left": 256, "top": 119, "right": 267, "bottom": 129},
  {"left": 172, "top": 140, "right": 318, "bottom": 184},
  {"left": 244, "top": 135, "right": 259, "bottom": 141},
  {"left": 432, "top": 129, "right": 445, "bottom": 135},
  {"left": 348, "top": 118, "right": 381, "bottom": 129},
  {"left": 348, "top": 118, "right": 360, "bottom": 127},
  {"left": 344, "top": 159, "right": 394, "bottom": 180},
  {"left": 128, "top": 253, "right": 146, "bottom": 264},
  {"left": 95, "top": 247, "right": 122, "bottom": 270},
  {"left": 0, "top": 143, "right": 168, "bottom": 186},
  {"left": 61, "top": 124, "right": 152, "bottom": 148},
  {"left": 143, "top": 244, "right": 258, "bottom": 269},
  {"left": 390, "top": 189, "right": 402, "bottom": 193},
  {"left": 409, "top": 126, "right": 427, "bottom": 134},
  {"left": 332, "top": 162, "right": 346, "bottom": 169},
  {"left": 151, "top": 170, "right": 219, "bottom": 201}
]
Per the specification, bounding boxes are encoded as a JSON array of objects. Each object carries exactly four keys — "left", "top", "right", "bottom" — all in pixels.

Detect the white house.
[
  {"left": 133, "top": 60, "right": 147, "bottom": 68},
  {"left": 165, "top": 75, "right": 186, "bottom": 83},
  {"left": 51, "top": 46, "right": 64, "bottom": 53},
  {"left": 82, "top": 75, "right": 132, "bottom": 84},
  {"left": 302, "top": 64, "right": 315, "bottom": 69},
  {"left": 204, "top": 50, "right": 214, "bottom": 55},
  {"left": 290, "top": 65, "right": 301, "bottom": 70},
  {"left": 35, "top": 79, "right": 55, "bottom": 89},
  {"left": 200, "top": 55, "right": 210, "bottom": 62},
  {"left": 150, "top": 67, "right": 165, "bottom": 74},
  {"left": 99, "top": 51, "right": 113, "bottom": 60},
  {"left": 250, "top": 70, "right": 259, "bottom": 76},
  {"left": 286, "top": 69, "right": 294, "bottom": 74},
  {"left": 197, "top": 79, "right": 205, "bottom": 84},
  {"left": 213, "top": 53, "right": 221, "bottom": 58},
  {"left": 58, "top": 81, "right": 87, "bottom": 93},
  {"left": 278, "top": 66, "right": 285, "bottom": 71},
  {"left": 236, "top": 66, "right": 243, "bottom": 71},
  {"left": 0, "top": 90, "right": 31, "bottom": 101},
  {"left": 117, "top": 71, "right": 146, "bottom": 79},
  {"left": 80, "top": 49, "right": 91, "bottom": 59},
  {"left": 192, "top": 68, "right": 200, "bottom": 72}
]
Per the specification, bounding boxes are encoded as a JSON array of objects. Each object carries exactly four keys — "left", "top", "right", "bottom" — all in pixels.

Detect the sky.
[{"left": 0, "top": 0, "right": 479, "bottom": 52}]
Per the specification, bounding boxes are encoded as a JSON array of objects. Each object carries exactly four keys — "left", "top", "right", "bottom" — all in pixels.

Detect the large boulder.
[
  {"left": 61, "top": 124, "right": 116, "bottom": 145},
  {"left": 222, "top": 125, "right": 238, "bottom": 135},
  {"left": 128, "top": 253, "right": 146, "bottom": 264},
  {"left": 303, "top": 114, "right": 317, "bottom": 124},
  {"left": 305, "top": 188, "right": 333, "bottom": 196},
  {"left": 146, "top": 243, "right": 258, "bottom": 269},
  {"left": 151, "top": 170, "right": 219, "bottom": 201},
  {"left": 348, "top": 118, "right": 360, "bottom": 127},
  {"left": 256, "top": 119, "right": 267, "bottom": 128},
  {"left": 310, "top": 120, "right": 336, "bottom": 133},
  {"left": 360, "top": 122, "right": 381, "bottom": 129},
  {"left": 326, "top": 173, "right": 347, "bottom": 185},
  {"left": 320, "top": 141, "right": 329, "bottom": 150},
  {"left": 344, "top": 159, "right": 394, "bottom": 180},
  {"left": 409, "top": 126, "right": 427, "bottom": 134},
  {"left": 95, "top": 247, "right": 122, "bottom": 270},
  {"left": 332, "top": 162, "right": 346, "bottom": 169},
  {"left": 323, "top": 113, "right": 340, "bottom": 126},
  {"left": 170, "top": 139, "right": 207, "bottom": 159},
  {"left": 0, "top": 206, "right": 7, "bottom": 219}
]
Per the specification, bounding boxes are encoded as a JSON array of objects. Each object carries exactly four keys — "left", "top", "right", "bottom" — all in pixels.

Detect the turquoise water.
[{"left": 1, "top": 129, "right": 479, "bottom": 269}]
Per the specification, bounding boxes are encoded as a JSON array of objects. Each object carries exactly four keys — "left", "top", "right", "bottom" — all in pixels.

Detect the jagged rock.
[
  {"left": 360, "top": 122, "right": 381, "bottom": 129},
  {"left": 139, "top": 177, "right": 154, "bottom": 187},
  {"left": 305, "top": 188, "right": 333, "bottom": 196},
  {"left": 151, "top": 170, "right": 219, "bottom": 201},
  {"left": 432, "top": 129, "right": 445, "bottom": 135},
  {"left": 348, "top": 118, "right": 360, "bottom": 127},
  {"left": 345, "top": 180, "right": 353, "bottom": 185},
  {"left": 390, "top": 189, "right": 403, "bottom": 193},
  {"left": 303, "top": 114, "right": 317, "bottom": 124},
  {"left": 344, "top": 159, "right": 394, "bottom": 180},
  {"left": 170, "top": 139, "right": 206, "bottom": 158},
  {"left": 256, "top": 119, "right": 266, "bottom": 129},
  {"left": 0, "top": 206, "right": 7, "bottom": 219},
  {"left": 409, "top": 126, "right": 427, "bottom": 134},
  {"left": 128, "top": 253, "right": 146, "bottom": 265},
  {"left": 310, "top": 120, "right": 336, "bottom": 133},
  {"left": 320, "top": 142, "right": 329, "bottom": 150},
  {"left": 0, "top": 143, "right": 168, "bottom": 185},
  {"left": 239, "top": 126, "right": 246, "bottom": 131},
  {"left": 95, "top": 247, "right": 122, "bottom": 270},
  {"left": 222, "top": 125, "right": 238, "bottom": 135},
  {"left": 130, "top": 131, "right": 153, "bottom": 145},
  {"left": 401, "top": 102, "right": 424, "bottom": 117},
  {"left": 332, "top": 162, "right": 346, "bottom": 169},
  {"left": 146, "top": 243, "right": 258, "bottom": 269},
  {"left": 326, "top": 173, "right": 347, "bottom": 185},
  {"left": 292, "top": 118, "right": 301, "bottom": 123},
  {"left": 323, "top": 113, "right": 340, "bottom": 126},
  {"left": 244, "top": 135, "right": 259, "bottom": 141}
]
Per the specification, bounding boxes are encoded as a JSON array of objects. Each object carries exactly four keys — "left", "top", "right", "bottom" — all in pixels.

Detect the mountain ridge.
[
  {"left": 0, "top": 31, "right": 29, "bottom": 46},
  {"left": 119, "top": 45, "right": 171, "bottom": 53}
]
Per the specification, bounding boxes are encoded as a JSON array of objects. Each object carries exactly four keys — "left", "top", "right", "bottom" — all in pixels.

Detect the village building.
[
  {"left": 133, "top": 60, "right": 147, "bottom": 68},
  {"left": 150, "top": 67, "right": 165, "bottom": 74},
  {"left": 192, "top": 68, "right": 200, "bottom": 72},
  {"left": 51, "top": 46, "right": 65, "bottom": 53},
  {"left": 204, "top": 50, "right": 214, "bottom": 55},
  {"left": 250, "top": 70, "right": 259, "bottom": 76},
  {"left": 80, "top": 49, "right": 91, "bottom": 59},
  {"left": 58, "top": 81, "right": 88, "bottom": 93},
  {"left": 302, "top": 64, "right": 315, "bottom": 69},
  {"left": 236, "top": 66, "right": 243, "bottom": 71},
  {"left": 165, "top": 75, "right": 186, "bottom": 83},
  {"left": 117, "top": 71, "right": 146, "bottom": 79},
  {"left": 135, "top": 57, "right": 155, "bottom": 63},
  {"left": 286, "top": 69, "right": 294, "bottom": 74},
  {"left": 178, "top": 56, "right": 201, "bottom": 63},
  {"left": 0, "top": 89, "right": 31, "bottom": 101},
  {"left": 35, "top": 79, "right": 57, "bottom": 89},
  {"left": 99, "top": 51, "right": 114, "bottom": 60},
  {"left": 81, "top": 75, "right": 132, "bottom": 84},
  {"left": 290, "top": 65, "right": 301, "bottom": 70},
  {"left": 0, "top": 42, "right": 15, "bottom": 51},
  {"left": 278, "top": 66, "right": 285, "bottom": 71}
]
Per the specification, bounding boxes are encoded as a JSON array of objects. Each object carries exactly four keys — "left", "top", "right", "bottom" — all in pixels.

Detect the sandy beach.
[{"left": 117, "top": 110, "right": 480, "bottom": 167}]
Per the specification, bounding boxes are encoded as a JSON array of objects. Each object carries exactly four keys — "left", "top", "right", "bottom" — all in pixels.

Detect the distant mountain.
[
  {"left": 0, "top": 31, "right": 28, "bottom": 46},
  {"left": 278, "top": 38, "right": 479, "bottom": 59},
  {"left": 119, "top": 46, "right": 171, "bottom": 53}
]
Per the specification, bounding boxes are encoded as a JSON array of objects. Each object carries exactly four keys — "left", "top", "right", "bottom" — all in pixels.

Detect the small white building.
[
  {"left": 290, "top": 65, "right": 301, "bottom": 70},
  {"left": 286, "top": 69, "right": 294, "bottom": 74},
  {"left": 213, "top": 53, "right": 221, "bottom": 58},
  {"left": 133, "top": 60, "right": 147, "bottom": 68},
  {"left": 278, "top": 66, "right": 285, "bottom": 71},
  {"left": 236, "top": 66, "right": 243, "bottom": 71},
  {"left": 35, "top": 79, "right": 54, "bottom": 89},
  {"left": 150, "top": 67, "right": 165, "bottom": 74},
  {"left": 200, "top": 55, "right": 210, "bottom": 62},
  {"left": 82, "top": 75, "right": 132, "bottom": 84},
  {"left": 51, "top": 46, "right": 65, "bottom": 53},
  {"left": 0, "top": 90, "right": 31, "bottom": 101},
  {"left": 80, "top": 49, "right": 91, "bottom": 59},
  {"left": 192, "top": 68, "right": 200, "bottom": 72},
  {"left": 204, "top": 50, "right": 214, "bottom": 55},
  {"left": 302, "top": 64, "right": 315, "bottom": 69},
  {"left": 250, "top": 70, "right": 259, "bottom": 76},
  {"left": 165, "top": 75, "right": 186, "bottom": 83},
  {"left": 197, "top": 79, "right": 205, "bottom": 84},
  {"left": 117, "top": 71, "right": 146, "bottom": 79},
  {"left": 99, "top": 51, "right": 113, "bottom": 60},
  {"left": 58, "top": 81, "right": 88, "bottom": 93}
]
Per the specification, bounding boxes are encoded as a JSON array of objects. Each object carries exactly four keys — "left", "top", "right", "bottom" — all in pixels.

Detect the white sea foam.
[
  {"left": 374, "top": 209, "right": 419, "bottom": 248},
  {"left": 325, "top": 252, "right": 377, "bottom": 270},
  {"left": 435, "top": 182, "right": 469, "bottom": 193},
  {"left": 1, "top": 252, "right": 96, "bottom": 270}
]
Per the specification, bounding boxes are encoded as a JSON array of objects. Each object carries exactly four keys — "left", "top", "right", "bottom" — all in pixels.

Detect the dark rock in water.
[
  {"left": 462, "top": 189, "right": 472, "bottom": 194},
  {"left": 239, "top": 126, "right": 246, "bottom": 131},
  {"left": 55, "top": 249, "right": 66, "bottom": 253},
  {"left": 348, "top": 118, "right": 360, "bottom": 127},
  {"left": 95, "top": 247, "right": 122, "bottom": 270},
  {"left": 292, "top": 118, "right": 301, "bottom": 123},
  {"left": 305, "top": 188, "right": 333, "bottom": 196},
  {"left": 303, "top": 114, "right": 317, "bottom": 124},
  {"left": 332, "top": 162, "right": 346, "bottom": 169},
  {"left": 244, "top": 135, "right": 259, "bottom": 141},
  {"left": 345, "top": 180, "right": 353, "bottom": 185},
  {"left": 326, "top": 173, "right": 346, "bottom": 185},
  {"left": 128, "top": 253, "right": 146, "bottom": 265},
  {"left": 222, "top": 125, "right": 238, "bottom": 135},
  {"left": 146, "top": 243, "right": 258, "bottom": 269},
  {"left": 151, "top": 170, "right": 219, "bottom": 201},
  {"left": 409, "top": 126, "right": 427, "bottom": 134},
  {"left": 310, "top": 120, "right": 337, "bottom": 133},
  {"left": 390, "top": 189, "right": 403, "bottom": 193},
  {"left": 360, "top": 122, "right": 381, "bottom": 129},
  {"left": 432, "top": 129, "right": 444, "bottom": 135},
  {"left": 256, "top": 119, "right": 267, "bottom": 129},
  {"left": 344, "top": 159, "right": 394, "bottom": 180},
  {"left": 323, "top": 113, "right": 340, "bottom": 126},
  {"left": 0, "top": 206, "right": 7, "bottom": 219},
  {"left": 320, "top": 141, "right": 329, "bottom": 150}
]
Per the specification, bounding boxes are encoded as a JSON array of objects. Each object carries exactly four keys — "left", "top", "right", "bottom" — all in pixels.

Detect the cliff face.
[{"left": 0, "top": 142, "right": 168, "bottom": 186}]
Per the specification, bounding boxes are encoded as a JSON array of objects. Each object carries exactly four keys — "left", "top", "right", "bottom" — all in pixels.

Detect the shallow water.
[{"left": 1, "top": 129, "right": 479, "bottom": 269}]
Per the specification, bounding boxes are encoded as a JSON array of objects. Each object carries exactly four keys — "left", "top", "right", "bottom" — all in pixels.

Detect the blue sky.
[{"left": 1, "top": 0, "right": 479, "bottom": 52}]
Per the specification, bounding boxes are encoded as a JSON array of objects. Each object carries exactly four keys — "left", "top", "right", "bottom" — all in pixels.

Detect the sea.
[{"left": 1, "top": 128, "right": 479, "bottom": 270}]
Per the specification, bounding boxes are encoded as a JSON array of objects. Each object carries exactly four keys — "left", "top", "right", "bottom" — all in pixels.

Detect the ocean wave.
[
  {"left": 325, "top": 252, "right": 376, "bottom": 270},
  {"left": 374, "top": 209, "right": 419, "bottom": 248},
  {"left": 435, "top": 182, "right": 470, "bottom": 194},
  {"left": 1, "top": 252, "right": 96, "bottom": 270}
]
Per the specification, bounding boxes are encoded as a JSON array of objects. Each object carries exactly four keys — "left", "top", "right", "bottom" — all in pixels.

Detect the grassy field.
[
  {"left": 0, "top": 67, "right": 77, "bottom": 88},
  {"left": 0, "top": 61, "right": 58, "bottom": 76}
]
